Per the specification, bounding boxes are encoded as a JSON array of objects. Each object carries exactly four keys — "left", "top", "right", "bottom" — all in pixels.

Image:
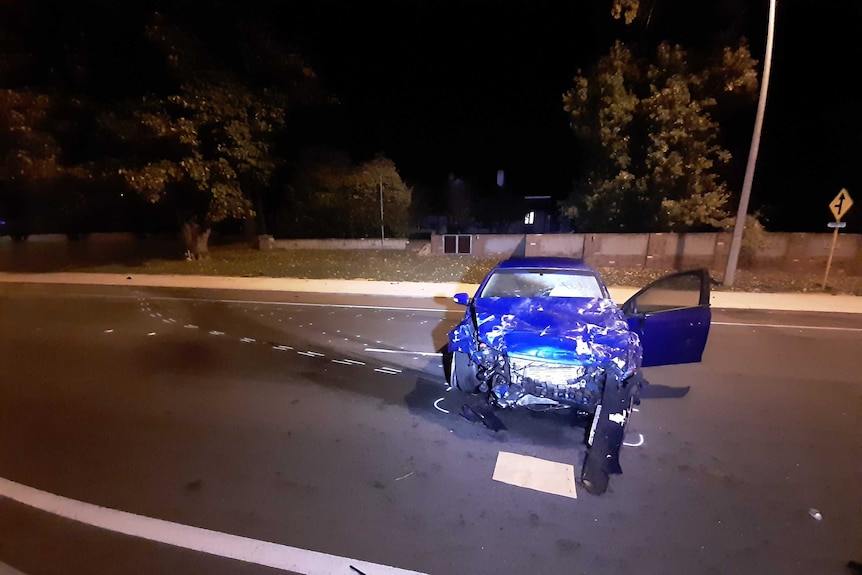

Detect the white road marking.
[
  {"left": 104, "top": 329, "right": 113, "bottom": 333},
  {"left": 272, "top": 345, "right": 293, "bottom": 351},
  {"left": 374, "top": 368, "right": 400, "bottom": 375},
  {"left": 493, "top": 452, "right": 577, "bottom": 499},
  {"left": 240, "top": 338, "right": 256, "bottom": 343},
  {"left": 137, "top": 295, "right": 457, "bottom": 314},
  {"left": 297, "top": 351, "right": 325, "bottom": 357},
  {"left": 331, "top": 360, "right": 355, "bottom": 365},
  {"left": 365, "top": 348, "right": 442, "bottom": 357},
  {"left": 0, "top": 476, "right": 428, "bottom": 575},
  {"left": 338, "top": 359, "right": 365, "bottom": 365},
  {"left": 433, "top": 398, "right": 450, "bottom": 414},
  {"left": 147, "top": 332, "right": 156, "bottom": 336},
  {"left": 209, "top": 331, "right": 225, "bottom": 336},
  {"left": 713, "top": 321, "right": 862, "bottom": 333},
  {"left": 184, "top": 324, "right": 199, "bottom": 329},
  {"left": 623, "top": 433, "right": 645, "bottom": 447}
]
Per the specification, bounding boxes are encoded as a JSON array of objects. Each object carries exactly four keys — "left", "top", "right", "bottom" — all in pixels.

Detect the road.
[{"left": 1, "top": 283, "right": 861, "bottom": 575}]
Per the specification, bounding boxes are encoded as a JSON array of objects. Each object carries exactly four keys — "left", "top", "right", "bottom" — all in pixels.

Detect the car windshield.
[{"left": 478, "top": 269, "right": 605, "bottom": 299}]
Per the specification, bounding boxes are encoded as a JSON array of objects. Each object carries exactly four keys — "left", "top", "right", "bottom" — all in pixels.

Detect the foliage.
[
  {"left": 112, "top": 12, "right": 319, "bottom": 254},
  {"left": 280, "top": 149, "right": 413, "bottom": 239},
  {"left": 561, "top": 12, "right": 759, "bottom": 232}
]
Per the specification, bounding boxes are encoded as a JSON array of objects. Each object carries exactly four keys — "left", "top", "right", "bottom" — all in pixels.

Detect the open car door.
[{"left": 621, "top": 269, "right": 712, "bottom": 367}]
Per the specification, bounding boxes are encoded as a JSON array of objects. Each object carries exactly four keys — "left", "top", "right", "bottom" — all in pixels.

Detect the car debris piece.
[{"left": 460, "top": 404, "right": 507, "bottom": 431}]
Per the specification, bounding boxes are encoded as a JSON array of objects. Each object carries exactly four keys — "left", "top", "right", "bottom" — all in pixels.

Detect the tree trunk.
[{"left": 181, "top": 221, "right": 211, "bottom": 260}]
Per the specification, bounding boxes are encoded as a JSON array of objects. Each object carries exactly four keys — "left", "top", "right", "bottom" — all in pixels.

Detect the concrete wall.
[
  {"left": 270, "top": 238, "right": 408, "bottom": 250},
  {"left": 431, "top": 234, "right": 525, "bottom": 257},
  {"left": 432, "top": 232, "right": 862, "bottom": 274}
]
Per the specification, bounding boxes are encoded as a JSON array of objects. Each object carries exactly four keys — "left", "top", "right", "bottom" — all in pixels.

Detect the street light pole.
[{"left": 724, "top": 0, "right": 777, "bottom": 286}]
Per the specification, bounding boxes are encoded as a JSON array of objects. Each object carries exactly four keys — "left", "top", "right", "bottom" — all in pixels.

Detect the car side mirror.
[{"left": 453, "top": 292, "right": 471, "bottom": 306}]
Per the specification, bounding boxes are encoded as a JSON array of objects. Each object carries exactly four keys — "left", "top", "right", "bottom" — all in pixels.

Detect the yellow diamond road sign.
[{"left": 830, "top": 188, "right": 853, "bottom": 221}]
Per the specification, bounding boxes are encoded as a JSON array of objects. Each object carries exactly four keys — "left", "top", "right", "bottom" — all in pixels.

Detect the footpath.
[{"left": 2, "top": 271, "right": 862, "bottom": 314}]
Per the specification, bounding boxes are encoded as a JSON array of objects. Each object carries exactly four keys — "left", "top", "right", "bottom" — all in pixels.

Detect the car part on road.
[{"left": 459, "top": 403, "right": 507, "bottom": 432}]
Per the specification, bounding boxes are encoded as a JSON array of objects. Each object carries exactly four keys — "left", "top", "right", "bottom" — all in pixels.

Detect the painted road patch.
[{"left": 492, "top": 452, "right": 577, "bottom": 500}]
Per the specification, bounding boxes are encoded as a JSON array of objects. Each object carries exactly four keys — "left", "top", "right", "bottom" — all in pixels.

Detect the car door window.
[{"left": 629, "top": 272, "right": 706, "bottom": 314}]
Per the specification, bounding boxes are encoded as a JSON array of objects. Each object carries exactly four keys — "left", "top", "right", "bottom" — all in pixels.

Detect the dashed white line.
[
  {"left": 365, "top": 348, "right": 442, "bottom": 357},
  {"left": 272, "top": 345, "right": 293, "bottom": 351},
  {"left": 209, "top": 331, "right": 225, "bottom": 336},
  {"left": 184, "top": 324, "right": 199, "bottom": 329},
  {"left": 240, "top": 337, "right": 256, "bottom": 343},
  {"left": 375, "top": 367, "right": 402, "bottom": 375},
  {"left": 297, "top": 351, "right": 325, "bottom": 357},
  {"left": 331, "top": 359, "right": 355, "bottom": 365}
]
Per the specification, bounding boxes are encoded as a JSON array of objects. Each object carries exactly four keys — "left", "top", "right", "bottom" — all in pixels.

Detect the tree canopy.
[
  {"left": 561, "top": 2, "right": 759, "bottom": 232},
  {"left": 279, "top": 149, "right": 412, "bottom": 239}
]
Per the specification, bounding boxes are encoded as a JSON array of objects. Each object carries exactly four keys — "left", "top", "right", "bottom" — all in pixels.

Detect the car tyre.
[{"left": 450, "top": 351, "right": 481, "bottom": 394}]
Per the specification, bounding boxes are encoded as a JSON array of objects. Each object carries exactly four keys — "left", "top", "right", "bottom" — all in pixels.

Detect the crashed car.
[{"left": 447, "top": 257, "right": 711, "bottom": 494}]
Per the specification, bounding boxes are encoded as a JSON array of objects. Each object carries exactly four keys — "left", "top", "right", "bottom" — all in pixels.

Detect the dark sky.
[
  {"left": 4, "top": 0, "right": 861, "bottom": 232},
  {"left": 276, "top": 0, "right": 862, "bottom": 232}
]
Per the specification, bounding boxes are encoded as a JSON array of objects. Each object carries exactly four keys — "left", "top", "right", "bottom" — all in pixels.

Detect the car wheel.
[{"left": 450, "top": 351, "right": 481, "bottom": 394}]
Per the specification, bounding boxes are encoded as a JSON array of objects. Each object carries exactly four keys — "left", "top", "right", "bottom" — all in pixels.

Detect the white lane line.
[
  {"left": 272, "top": 345, "right": 293, "bottom": 351},
  {"left": 623, "top": 433, "right": 645, "bottom": 447},
  {"left": 103, "top": 329, "right": 114, "bottom": 334},
  {"left": 433, "top": 398, "right": 450, "bottom": 414},
  {"left": 331, "top": 360, "right": 355, "bottom": 365},
  {"left": 184, "top": 324, "right": 199, "bottom": 329},
  {"left": 365, "top": 348, "right": 442, "bottom": 357},
  {"left": 147, "top": 332, "right": 156, "bottom": 337},
  {"left": 240, "top": 338, "right": 256, "bottom": 343},
  {"left": 209, "top": 331, "right": 225, "bottom": 336},
  {"left": 338, "top": 359, "right": 365, "bottom": 365},
  {"left": 0, "top": 476, "right": 428, "bottom": 575},
  {"left": 713, "top": 321, "right": 862, "bottom": 333}
]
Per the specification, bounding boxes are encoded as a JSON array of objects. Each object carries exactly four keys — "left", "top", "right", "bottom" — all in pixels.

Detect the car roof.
[{"left": 493, "top": 257, "right": 598, "bottom": 273}]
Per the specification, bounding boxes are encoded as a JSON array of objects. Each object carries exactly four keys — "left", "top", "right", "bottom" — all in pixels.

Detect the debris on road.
[{"left": 808, "top": 508, "right": 823, "bottom": 521}]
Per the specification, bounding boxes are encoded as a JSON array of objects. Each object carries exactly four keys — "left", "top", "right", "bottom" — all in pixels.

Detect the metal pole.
[
  {"left": 379, "top": 175, "right": 385, "bottom": 247},
  {"left": 724, "top": 0, "right": 777, "bottom": 286},
  {"left": 822, "top": 226, "right": 840, "bottom": 289}
]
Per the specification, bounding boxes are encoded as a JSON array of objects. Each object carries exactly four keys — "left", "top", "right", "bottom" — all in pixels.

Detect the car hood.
[{"left": 465, "top": 297, "right": 641, "bottom": 367}]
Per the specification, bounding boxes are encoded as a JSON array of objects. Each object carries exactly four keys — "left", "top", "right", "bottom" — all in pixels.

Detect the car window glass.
[
  {"left": 480, "top": 270, "right": 604, "bottom": 298},
  {"left": 633, "top": 273, "right": 702, "bottom": 313}
]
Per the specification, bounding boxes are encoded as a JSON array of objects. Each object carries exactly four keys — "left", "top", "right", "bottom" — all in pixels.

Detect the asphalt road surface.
[{"left": 1, "top": 283, "right": 861, "bottom": 575}]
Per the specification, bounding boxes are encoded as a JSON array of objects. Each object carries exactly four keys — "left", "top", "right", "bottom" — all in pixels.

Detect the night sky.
[
  {"left": 5, "top": 0, "right": 862, "bottom": 232},
  {"left": 277, "top": 0, "right": 861, "bottom": 232}
]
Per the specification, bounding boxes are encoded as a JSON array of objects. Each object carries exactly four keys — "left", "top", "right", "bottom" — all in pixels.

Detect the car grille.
[{"left": 508, "top": 354, "right": 604, "bottom": 406}]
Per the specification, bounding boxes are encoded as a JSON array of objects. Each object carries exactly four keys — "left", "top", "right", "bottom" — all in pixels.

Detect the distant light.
[
  {"left": 524, "top": 211, "right": 535, "bottom": 225},
  {"left": 497, "top": 170, "right": 505, "bottom": 187}
]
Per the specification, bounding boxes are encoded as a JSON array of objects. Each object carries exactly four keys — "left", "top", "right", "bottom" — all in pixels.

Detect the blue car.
[{"left": 447, "top": 257, "right": 712, "bottom": 494}]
